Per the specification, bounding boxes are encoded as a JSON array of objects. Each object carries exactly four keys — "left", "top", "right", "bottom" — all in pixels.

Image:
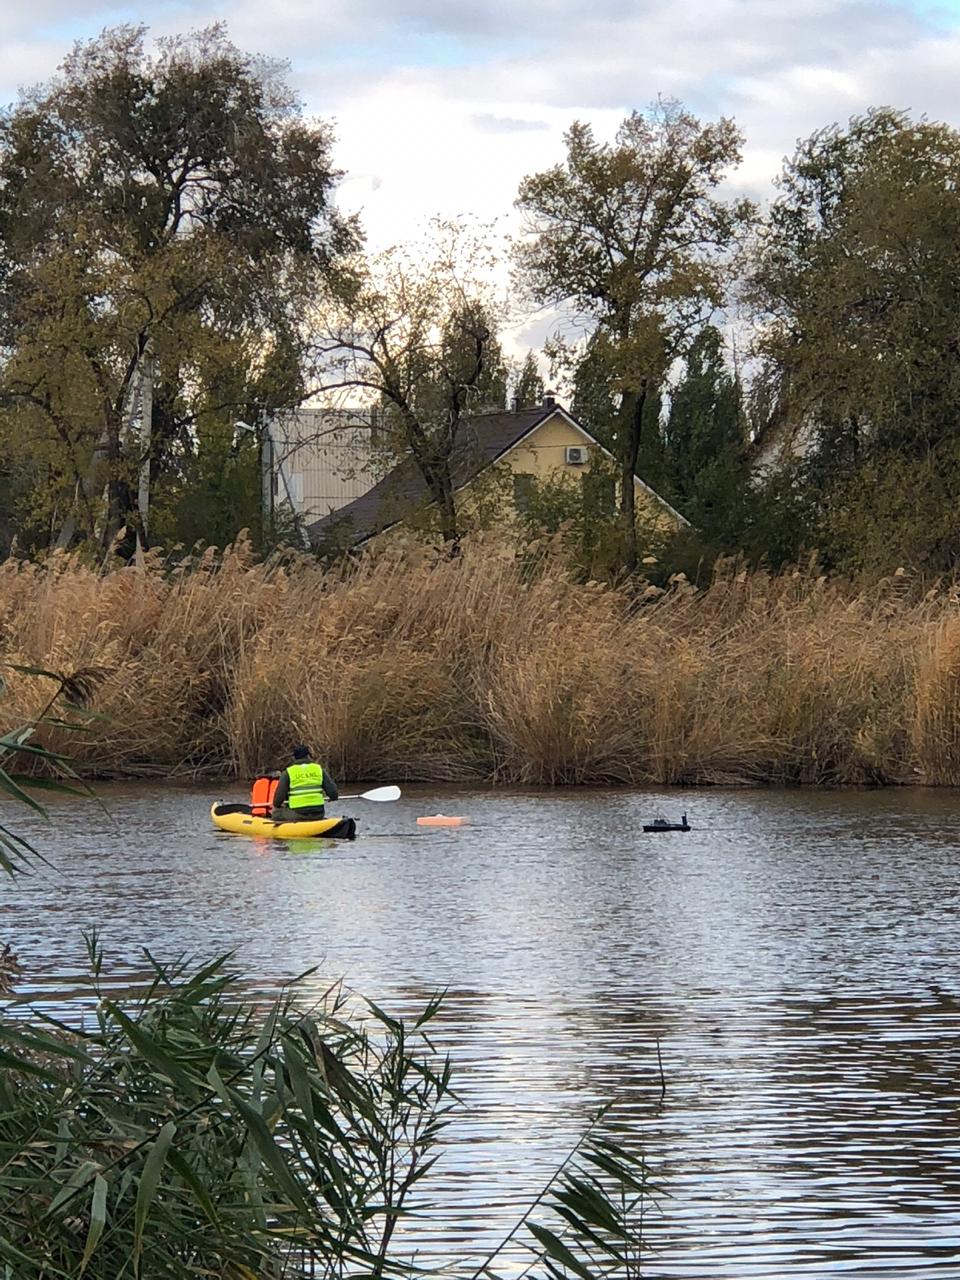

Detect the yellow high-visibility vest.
[{"left": 286, "top": 762, "right": 326, "bottom": 809}]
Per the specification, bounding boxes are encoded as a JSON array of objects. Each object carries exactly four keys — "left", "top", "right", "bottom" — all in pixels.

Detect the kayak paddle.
[{"left": 339, "top": 785, "right": 401, "bottom": 802}]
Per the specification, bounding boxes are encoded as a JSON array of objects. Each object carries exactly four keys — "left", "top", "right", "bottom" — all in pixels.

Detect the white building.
[{"left": 265, "top": 407, "right": 385, "bottom": 526}]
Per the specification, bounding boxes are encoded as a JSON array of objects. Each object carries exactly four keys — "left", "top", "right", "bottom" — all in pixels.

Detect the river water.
[{"left": 3, "top": 782, "right": 960, "bottom": 1276}]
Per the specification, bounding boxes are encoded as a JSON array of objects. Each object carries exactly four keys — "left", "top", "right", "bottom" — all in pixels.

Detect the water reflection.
[{"left": 4, "top": 782, "right": 960, "bottom": 1274}]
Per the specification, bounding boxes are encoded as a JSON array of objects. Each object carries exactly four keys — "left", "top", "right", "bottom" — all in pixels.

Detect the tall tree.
[
  {"left": 570, "top": 336, "right": 666, "bottom": 491},
  {"left": 0, "top": 24, "right": 357, "bottom": 554},
  {"left": 663, "top": 325, "right": 746, "bottom": 531},
  {"left": 749, "top": 107, "right": 960, "bottom": 573},
  {"left": 319, "top": 223, "right": 507, "bottom": 544},
  {"left": 512, "top": 350, "right": 545, "bottom": 408},
  {"left": 515, "top": 100, "right": 752, "bottom": 570}
]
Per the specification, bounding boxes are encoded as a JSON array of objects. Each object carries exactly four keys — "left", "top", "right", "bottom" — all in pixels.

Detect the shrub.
[{"left": 0, "top": 948, "right": 649, "bottom": 1279}]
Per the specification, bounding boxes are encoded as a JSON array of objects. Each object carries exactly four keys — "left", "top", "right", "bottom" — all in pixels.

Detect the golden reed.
[{"left": 1, "top": 537, "right": 958, "bottom": 786}]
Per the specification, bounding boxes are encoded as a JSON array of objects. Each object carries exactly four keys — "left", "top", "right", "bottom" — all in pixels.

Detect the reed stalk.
[{"left": 0, "top": 538, "right": 955, "bottom": 785}]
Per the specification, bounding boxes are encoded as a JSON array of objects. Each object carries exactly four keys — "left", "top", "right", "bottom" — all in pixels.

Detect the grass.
[
  {"left": 0, "top": 537, "right": 957, "bottom": 786},
  {"left": 0, "top": 947, "right": 649, "bottom": 1279}
]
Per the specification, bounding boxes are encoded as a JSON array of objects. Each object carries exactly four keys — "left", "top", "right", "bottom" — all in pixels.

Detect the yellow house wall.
[
  {"left": 451, "top": 413, "right": 590, "bottom": 528},
  {"left": 500, "top": 413, "right": 586, "bottom": 479},
  {"left": 497, "top": 412, "right": 683, "bottom": 531},
  {"left": 368, "top": 410, "right": 684, "bottom": 545}
]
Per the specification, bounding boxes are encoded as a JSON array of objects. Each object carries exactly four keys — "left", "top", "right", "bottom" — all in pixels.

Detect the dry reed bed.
[{"left": 1, "top": 540, "right": 959, "bottom": 786}]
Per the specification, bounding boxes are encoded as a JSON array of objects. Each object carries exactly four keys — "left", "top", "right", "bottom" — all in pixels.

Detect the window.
[{"left": 512, "top": 473, "right": 537, "bottom": 514}]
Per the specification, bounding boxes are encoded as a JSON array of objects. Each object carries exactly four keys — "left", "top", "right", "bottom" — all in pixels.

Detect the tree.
[
  {"left": 0, "top": 24, "right": 357, "bottom": 555},
  {"left": 663, "top": 325, "right": 747, "bottom": 533},
  {"left": 571, "top": 335, "right": 666, "bottom": 490},
  {"left": 147, "top": 342, "right": 309, "bottom": 552},
  {"left": 319, "top": 223, "right": 508, "bottom": 544},
  {"left": 749, "top": 109, "right": 960, "bottom": 573},
  {"left": 512, "top": 350, "right": 545, "bottom": 408},
  {"left": 515, "top": 100, "right": 753, "bottom": 571}
]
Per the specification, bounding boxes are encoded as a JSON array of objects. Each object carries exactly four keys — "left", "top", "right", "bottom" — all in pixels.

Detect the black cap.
[{"left": 292, "top": 745, "right": 310, "bottom": 760}]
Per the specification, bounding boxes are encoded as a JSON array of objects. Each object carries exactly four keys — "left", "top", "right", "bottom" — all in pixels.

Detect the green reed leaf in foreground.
[
  {"left": 0, "top": 952, "right": 652, "bottom": 1280},
  {"left": 0, "top": 821, "right": 49, "bottom": 876},
  {"left": 527, "top": 1222, "right": 596, "bottom": 1280},
  {"left": 79, "top": 1174, "right": 108, "bottom": 1275},
  {"left": 133, "top": 1121, "right": 177, "bottom": 1272},
  {"left": 0, "top": 953, "right": 453, "bottom": 1278},
  {"left": 0, "top": 662, "right": 107, "bottom": 876},
  {"left": 0, "top": 767, "right": 47, "bottom": 815}
]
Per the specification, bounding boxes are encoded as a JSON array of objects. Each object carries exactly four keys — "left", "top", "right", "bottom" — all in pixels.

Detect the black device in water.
[{"left": 643, "top": 812, "right": 690, "bottom": 833}]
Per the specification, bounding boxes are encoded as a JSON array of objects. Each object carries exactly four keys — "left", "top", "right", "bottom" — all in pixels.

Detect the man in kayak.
[{"left": 269, "top": 745, "right": 339, "bottom": 822}]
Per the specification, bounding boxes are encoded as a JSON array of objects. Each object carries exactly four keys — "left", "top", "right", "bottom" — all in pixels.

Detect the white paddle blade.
[{"left": 343, "top": 785, "right": 401, "bottom": 802}]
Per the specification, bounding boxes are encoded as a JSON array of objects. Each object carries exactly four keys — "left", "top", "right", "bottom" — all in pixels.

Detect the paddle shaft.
[{"left": 339, "top": 785, "right": 401, "bottom": 802}]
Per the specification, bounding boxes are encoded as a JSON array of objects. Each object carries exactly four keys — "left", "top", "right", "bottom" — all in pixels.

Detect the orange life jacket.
[{"left": 250, "top": 776, "right": 279, "bottom": 817}]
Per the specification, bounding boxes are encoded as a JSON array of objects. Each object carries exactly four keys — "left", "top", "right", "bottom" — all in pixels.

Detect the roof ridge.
[
  {"left": 463, "top": 405, "right": 549, "bottom": 419},
  {"left": 307, "top": 401, "right": 695, "bottom": 547}
]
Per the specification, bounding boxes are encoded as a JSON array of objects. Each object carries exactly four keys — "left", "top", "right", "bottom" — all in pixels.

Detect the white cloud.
[
  {"left": 330, "top": 79, "right": 621, "bottom": 249},
  {"left": 471, "top": 113, "right": 551, "bottom": 134},
  {"left": 2, "top": 0, "right": 960, "bottom": 361},
  {"left": 307, "top": 0, "right": 960, "bottom": 247},
  {"left": 0, "top": 41, "right": 64, "bottom": 95}
]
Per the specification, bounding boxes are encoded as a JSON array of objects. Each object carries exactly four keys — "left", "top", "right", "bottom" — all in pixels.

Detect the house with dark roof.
[{"left": 306, "top": 396, "right": 688, "bottom": 549}]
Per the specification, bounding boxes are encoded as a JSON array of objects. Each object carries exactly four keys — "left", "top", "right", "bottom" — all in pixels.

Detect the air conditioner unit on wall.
[{"left": 565, "top": 446, "right": 587, "bottom": 465}]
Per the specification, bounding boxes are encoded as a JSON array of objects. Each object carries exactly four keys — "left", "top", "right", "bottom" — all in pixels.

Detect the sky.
[{"left": 3, "top": 0, "right": 960, "bottom": 354}]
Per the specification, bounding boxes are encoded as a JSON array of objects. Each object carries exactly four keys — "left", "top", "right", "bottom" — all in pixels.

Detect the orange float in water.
[{"left": 416, "top": 814, "right": 469, "bottom": 827}]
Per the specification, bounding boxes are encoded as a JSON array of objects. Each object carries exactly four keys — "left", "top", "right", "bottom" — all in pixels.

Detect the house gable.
[
  {"left": 494, "top": 409, "right": 690, "bottom": 529},
  {"left": 306, "top": 402, "right": 687, "bottom": 548}
]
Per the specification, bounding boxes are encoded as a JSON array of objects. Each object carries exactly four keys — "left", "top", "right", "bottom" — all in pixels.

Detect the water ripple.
[{"left": 4, "top": 782, "right": 960, "bottom": 1274}]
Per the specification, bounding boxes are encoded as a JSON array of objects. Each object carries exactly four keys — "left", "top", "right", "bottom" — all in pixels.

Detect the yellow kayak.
[{"left": 211, "top": 803, "right": 357, "bottom": 840}]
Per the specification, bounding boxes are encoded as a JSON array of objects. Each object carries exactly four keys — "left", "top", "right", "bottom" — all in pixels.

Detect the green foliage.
[
  {"left": 752, "top": 107, "right": 960, "bottom": 449},
  {"left": 642, "top": 527, "right": 722, "bottom": 588},
  {"left": 733, "top": 466, "right": 819, "bottom": 569},
  {"left": 517, "top": 460, "right": 664, "bottom": 581},
  {"left": 0, "top": 23, "right": 356, "bottom": 556},
  {"left": 819, "top": 445, "right": 960, "bottom": 578},
  {"left": 0, "top": 454, "right": 45, "bottom": 555},
  {"left": 571, "top": 339, "right": 666, "bottom": 488},
  {"left": 663, "top": 326, "right": 748, "bottom": 536},
  {"left": 0, "top": 950, "right": 651, "bottom": 1279},
  {"left": 150, "top": 422, "right": 262, "bottom": 552},
  {"left": 749, "top": 108, "right": 960, "bottom": 575},
  {"left": 516, "top": 99, "right": 753, "bottom": 571},
  {"left": 512, "top": 350, "right": 545, "bottom": 409}
]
